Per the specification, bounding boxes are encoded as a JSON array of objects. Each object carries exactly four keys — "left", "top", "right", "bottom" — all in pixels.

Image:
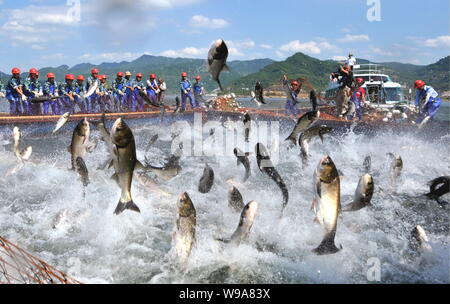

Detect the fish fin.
[
  {"left": 113, "top": 200, "right": 141, "bottom": 215},
  {"left": 313, "top": 216, "right": 320, "bottom": 224},
  {"left": 111, "top": 173, "right": 119, "bottom": 186},
  {"left": 86, "top": 140, "right": 97, "bottom": 153},
  {"left": 135, "top": 161, "right": 146, "bottom": 171},
  {"left": 316, "top": 180, "right": 321, "bottom": 199},
  {"left": 436, "top": 199, "right": 449, "bottom": 206},
  {"left": 108, "top": 159, "right": 114, "bottom": 169},
  {"left": 312, "top": 231, "right": 340, "bottom": 255},
  {"left": 319, "top": 133, "right": 324, "bottom": 143},
  {"left": 285, "top": 134, "right": 297, "bottom": 146},
  {"left": 217, "top": 79, "right": 223, "bottom": 91},
  {"left": 222, "top": 64, "right": 230, "bottom": 72}
]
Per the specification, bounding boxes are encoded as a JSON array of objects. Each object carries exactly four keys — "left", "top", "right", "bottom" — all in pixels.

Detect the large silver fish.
[
  {"left": 312, "top": 155, "right": 341, "bottom": 255},
  {"left": 173, "top": 192, "right": 196, "bottom": 264},
  {"left": 299, "top": 125, "right": 332, "bottom": 166},
  {"left": 233, "top": 147, "right": 251, "bottom": 182},
  {"left": 255, "top": 143, "right": 288, "bottom": 214},
  {"left": 111, "top": 118, "right": 141, "bottom": 215},
  {"left": 387, "top": 153, "right": 402, "bottom": 186},
  {"left": 219, "top": 201, "right": 258, "bottom": 245},
  {"left": 228, "top": 185, "right": 244, "bottom": 212},
  {"left": 408, "top": 225, "right": 432, "bottom": 254},
  {"left": 285, "top": 110, "right": 320, "bottom": 145},
  {"left": 207, "top": 39, "right": 229, "bottom": 91},
  {"left": 68, "top": 118, "right": 96, "bottom": 170},
  {"left": 198, "top": 163, "right": 214, "bottom": 193},
  {"left": 342, "top": 174, "right": 374, "bottom": 212},
  {"left": 53, "top": 112, "right": 70, "bottom": 134}
]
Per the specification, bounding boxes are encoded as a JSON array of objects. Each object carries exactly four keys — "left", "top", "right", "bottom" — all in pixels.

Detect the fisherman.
[
  {"left": 85, "top": 68, "right": 99, "bottom": 113},
  {"left": 113, "top": 72, "right": 125, "bottom": 112},
  {"left": 157, "top": 77, "right": 167, "bottom": 105},
  {"left": 193, "top": 75, "right": 206, "bottom": 106},
  {"left": 330, "top": 65, "right": 353, "bottom": 117},
  {"left": 133, "top": 73, "right": 146, "bottom": 112},
  {"left": 6, "top": 68, "right": 25, "bottom": 116},
  {"left": 24, "top": 68, "right": 43, "bottom": 115},
  {"left": 123, "top": 71, "right": 134, "bottom": 111},
  {"left": 346, "top": 53, "right": 356, "bottom": 71},
  {"left": 73, "top": 75, "right": 86, "bottom": 113},
  {"left": 42, "top": 73, "right": 60, "bottom": 115},
  {"left": 414, "top": 80, "right": 442, "bottom": 124},
  {"left": 180, "top": 72, "right": 198, "bottom": 111},
  {"left": 146, "top": 74, "right": 159, "bottom": 105},
  {"left": 59, "top": 74, "right": 76, "bottom": 114},
  {"left": 347, "top": 77, "right": 366, "bottom": 121},
  {"left": 97, "top": 75, "right": 111, "bottom": 113},
  {"left": 282, "top": 74, "right": 301, "bottom": 117}
]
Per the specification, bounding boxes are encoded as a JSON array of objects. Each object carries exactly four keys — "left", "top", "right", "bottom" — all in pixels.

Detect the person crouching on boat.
[
  {"left": 133, "top": 73, "right": 146, "bottom": 112},
  {"left": 43, "top": 73, "right": 60, "bottom": 115},
  {"left": 59, "top": 74, "right": 76, "bottom": 114},
  {"left": 283, "top": 74, "right": 301, "bottom": 117},
  {"left": 180, "top": 72, "right": 199, "bottom": 111},
  {"left": 24, "top": 68, "right": 43, "bottom": 116},
  {"left": 146, "top": 73, "right": 159, "bottom": 105},
  {"left": 6, "top": 68, "right": 26, "bottom": 116},
  {"left": 414, "top": 80, "right": 442, "bottom": 124},
  {"left": 97, "top": 75, "right": 111, "bottom": 113},
  {"left": 73, "top": 75, "right": 86, "bottom": 113},
  {"left": 113, "top": 72, "right": 125, "bottom": 112},
  {"left": 330, "top": 65, "right": 353, "bottom": 117},
  {"left": 347, "top": 77, "right": 366, "bottom": 121},
  {"left": 157, "top": 77, "right": 167, "bottom": 105}
]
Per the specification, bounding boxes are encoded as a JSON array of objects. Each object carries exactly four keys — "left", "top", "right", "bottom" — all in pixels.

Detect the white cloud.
[
  {"left": 143, "top": 0, "right": 203, "bottom": 8},
  {"left": 338, "top": 34, "right": 370, "bottom": 43},
  {"left": 277, "top": 39, "right": 338, "bottom": 57},
  {"left": 423, "top": 36, "right": 450, "bottom": 48},
  {"left": 160, "top": 47, "right": 208, "bottom": 58},
  {"left": 189, "top": 15, "right": 230, "bottom": 29},
  {"left": 332, "top": 56, "right": 347, "bottom": 61},
  {"left": 79, "top": 52, "right": 151, "bottom": 63},
  {"left": 260, "top": 44, "right": 273, "bottom": 49},
  {"left": 227, "top": 40, "right": 255, "bottom": 49}
]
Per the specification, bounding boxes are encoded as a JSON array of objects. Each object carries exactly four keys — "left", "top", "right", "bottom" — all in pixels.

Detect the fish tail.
[
  {"left": 114, "top": 199, "right": 141, "bottom": 215},
  {"left": 217, "top": 79, "right": 223, "bottom": 91},
  {"left": 285, "top": 134, "right": 297, "bottom": 146},
  {"left": 313, "top": 231, "right": 341, "bottom": 255}
]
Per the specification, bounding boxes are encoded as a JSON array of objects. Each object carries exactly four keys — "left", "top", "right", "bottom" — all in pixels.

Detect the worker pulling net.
[{"left": 0, "top": 236, "right": 82, "bottom": 284}]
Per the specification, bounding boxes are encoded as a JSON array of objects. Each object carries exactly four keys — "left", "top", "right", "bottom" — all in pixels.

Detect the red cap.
[
  {"left": 355, "top": 77, "right": 365, "bottom": 85},
  {"left": 11, "top": 67, "right": 21, "bottom": 75},
  {"left": 414, "top": 80, "right": 425, "bottom": 88},
  {"left": 136, "top": 73, "right": 143, "bottom": 78},
  {"left": 29, "top": 68, "right": 38, "bottom": 75},
  {"left": 150, "top": 73, "right": 156, "bottom": 79},
  {"left": 181, "top": 72, "right": 187, "bottom": 77},
  {"left": 117, "top": 72, "right": 123, "bottom": 77},
  {"left": 65, "top": 74, "right": 75, "bottom": 80},
  {"left": 91, "top": 68, "right": 99, "bottom": 74},
  {"left": 291, "top": 80, "right": 299, "bottom": 86},
  {"left": 77, "top": 75, "right": 85, "bottom": 81},
  {"left": 47, "top": 73, "right": 55, "bottom": 79},
  {"left": 195, "top": 76, "right": 201, "bottom": 80},
  {"left": 101, "top": 75, "right": 107, "bottom": 80}
]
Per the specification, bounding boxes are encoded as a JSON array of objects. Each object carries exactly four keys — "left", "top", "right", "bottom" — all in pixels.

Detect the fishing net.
[{"left": 0, "top": 236, "right": 82, "bottom": 284}]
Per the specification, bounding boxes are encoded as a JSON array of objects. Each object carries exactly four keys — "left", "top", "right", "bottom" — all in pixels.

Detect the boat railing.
[{"left": 353, "top": 63, "right": 385, "bottom": 75}]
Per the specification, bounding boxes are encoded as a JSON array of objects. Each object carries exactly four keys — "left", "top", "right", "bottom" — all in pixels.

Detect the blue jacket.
[{"left": 415, "top": 85, "right": 439, "bottom": 106}]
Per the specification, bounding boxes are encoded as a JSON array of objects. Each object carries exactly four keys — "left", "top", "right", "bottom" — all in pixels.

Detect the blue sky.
[{"left": 0, "top": 0, "right": 448, "bottom": 72}]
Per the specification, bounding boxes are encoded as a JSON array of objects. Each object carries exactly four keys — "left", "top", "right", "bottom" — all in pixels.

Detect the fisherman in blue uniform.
[
  {"left": 193, "top": 75, "right": 207, "bottom": 106},
  {"left": 73, "top": 75, "right": 86, "bottom": 113},
  {"left": 122, "top": 71, "right": 134, "bottom": 111},
  {"left": 23, "top": 68, "right": 43, "bottom": 115},
  {"left": 112, "top": 72, "right": 125, "bottom": 112},
  {"left": 59, "top": 74, "right": 76, "bottom": 114},
  {"left": 97, "top": 75, "right": 112, "bottom": 112},
  {"left": 85, "top": 68, "right": 99, "bottom": 113},
  {"left": 146, "top": 73, "right": 159, "bottom": 105},
  {"left": 132, "top": 73, "right": 145, "bottom": 112},
  {"left": 414, "top": 80, "right": 442, "bottom": 124},
  {"left": 282, "top": 74, "right": 301, "bottom": 117},
  {"left": 180, "top": 72, "right": 198, "bottom": 111},
  {"left": 6, "top": 68, "right": 26, "bottom": 116},
  {"left": 42, "top": 73, "right": 60, "bottom": 115}
]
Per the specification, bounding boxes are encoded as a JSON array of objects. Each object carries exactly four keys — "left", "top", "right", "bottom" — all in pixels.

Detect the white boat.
[{"left": 325, "top": 63, "right": 408, "bottom": 108}]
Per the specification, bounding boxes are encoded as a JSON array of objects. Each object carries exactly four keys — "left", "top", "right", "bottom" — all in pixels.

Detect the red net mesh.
[{"left": 0, "top": 236, "right": 82, "bottom": 284}]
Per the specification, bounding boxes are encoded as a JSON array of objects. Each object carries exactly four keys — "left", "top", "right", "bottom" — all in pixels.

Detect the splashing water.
[{"left": 0, "top": 115, "right": 448, "bottom": 284}]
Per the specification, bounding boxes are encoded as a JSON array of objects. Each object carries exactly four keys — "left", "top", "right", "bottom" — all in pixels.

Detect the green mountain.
[
  {"left": 230, "top": 53, "right": 449, "bottom": 94},
  {"left": 0, "top": 55, "right": 274, "bottom": 93}
]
